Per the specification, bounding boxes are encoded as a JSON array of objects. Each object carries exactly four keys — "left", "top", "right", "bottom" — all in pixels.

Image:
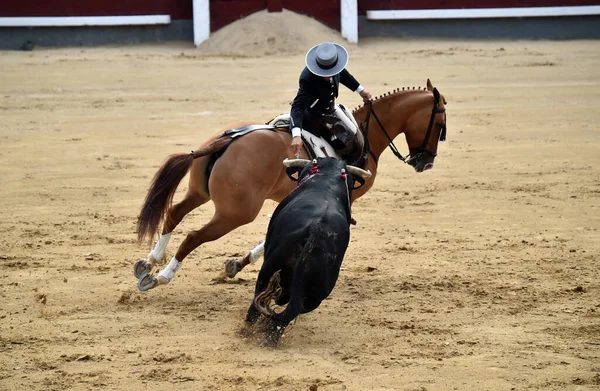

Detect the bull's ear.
[
  {"left": 286, "top": 166, "right": 301, "bottom": 182},
  {"left": 353, "top": 177, "right": 365, "bottom": 189}
]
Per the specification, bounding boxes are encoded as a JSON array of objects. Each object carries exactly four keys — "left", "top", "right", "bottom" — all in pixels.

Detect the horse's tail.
[{"left": 136, "top": 136, "right": 231, "bottom": 244}]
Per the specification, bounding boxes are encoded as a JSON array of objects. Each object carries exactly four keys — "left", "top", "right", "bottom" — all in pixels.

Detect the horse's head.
[{"left": 403, "top": 79, "right": 447, "bottom": 172}]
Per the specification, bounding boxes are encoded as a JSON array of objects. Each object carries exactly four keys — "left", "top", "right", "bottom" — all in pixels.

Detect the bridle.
[{"left": 360, "top": 95, "right": 447, "bottom": 166}]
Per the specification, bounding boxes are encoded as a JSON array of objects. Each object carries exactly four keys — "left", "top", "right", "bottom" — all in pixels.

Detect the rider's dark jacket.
[{"left": 290, "top": 67, "right": 360, "bottom": 133}]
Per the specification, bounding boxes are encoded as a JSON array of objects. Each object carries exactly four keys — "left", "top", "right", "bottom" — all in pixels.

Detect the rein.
[
  {"left": 359, "top": 97, "right": 446, "bottom": 166},
  {"left": 361, "top": 101, "right": 406, "bottom": 164}
]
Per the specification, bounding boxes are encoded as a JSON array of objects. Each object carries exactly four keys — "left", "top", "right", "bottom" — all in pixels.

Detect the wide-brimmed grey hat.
[{"left": 305, "top": 42, "right": 349, "bottom": 77}]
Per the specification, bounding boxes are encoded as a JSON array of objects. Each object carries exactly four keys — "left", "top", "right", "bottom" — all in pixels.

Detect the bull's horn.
[
  {"left": 346, "top": 165, "right": 372, "bottom": 179},
  {"left": 282, "top": 158, "right": 312, "bottom": 168}
]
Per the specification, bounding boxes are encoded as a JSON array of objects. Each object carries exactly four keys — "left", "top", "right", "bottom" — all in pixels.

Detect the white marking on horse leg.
[
  {"left": 157, "top": 256, "right": 181, "bottom": 284},
  {"left": 249, "top": 240, "right": 265, "bottom": 264},
  {"left": 148, "top": 232, "right": 171, "bottom": 264}
]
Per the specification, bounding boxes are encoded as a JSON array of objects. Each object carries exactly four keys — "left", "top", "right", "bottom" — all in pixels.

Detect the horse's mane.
[{"left": 352, "top": 86, "right": 430, "bottom": 118}]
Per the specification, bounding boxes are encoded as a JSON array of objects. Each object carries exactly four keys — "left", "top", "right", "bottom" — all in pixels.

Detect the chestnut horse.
[{"left": 134, "top": 79, "right": 447, "bottom": 291}]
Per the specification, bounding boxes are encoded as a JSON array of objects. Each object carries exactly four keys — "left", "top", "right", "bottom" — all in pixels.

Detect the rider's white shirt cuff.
[
  {"left": 291, "top": 127, "right": 301, "bottom": 138},
  {"left": 355, "top": 85, "right": 364, "bottom": 93}
]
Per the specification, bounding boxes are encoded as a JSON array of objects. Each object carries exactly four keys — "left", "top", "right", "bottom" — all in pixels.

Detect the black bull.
[{"left": 243, "top": 157, "right": 372, "bottom": 346}]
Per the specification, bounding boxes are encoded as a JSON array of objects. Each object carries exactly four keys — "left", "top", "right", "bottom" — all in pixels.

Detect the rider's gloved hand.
[
  {"left": 291, "top": 135, "right": 302, "bottom": 158},
  {"left": 359, "top": 89, "right": 372, "bottom": 103}
]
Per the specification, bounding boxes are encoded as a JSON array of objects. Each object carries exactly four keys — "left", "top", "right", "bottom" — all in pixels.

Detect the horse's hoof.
[
  {"left": 224, "top": 258, "right": 241, "bottom": 278},
  {"left": 137, "top": 273, "right": 159, "bottom": 292},
  {"left": 133, "top": 259, "right": 152, "bottom": 279}
]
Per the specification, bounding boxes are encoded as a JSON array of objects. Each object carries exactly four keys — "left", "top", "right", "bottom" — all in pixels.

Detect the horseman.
[{"left": 290, "top": 42, "right": 372, "bottom": 164}]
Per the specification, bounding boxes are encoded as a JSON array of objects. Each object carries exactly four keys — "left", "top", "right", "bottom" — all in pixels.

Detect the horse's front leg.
[{"left": 224, "top": 240, "right": 265, "bottom": 278}]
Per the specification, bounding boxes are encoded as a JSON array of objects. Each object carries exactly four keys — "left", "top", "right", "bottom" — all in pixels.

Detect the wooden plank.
[
  {"left": 359, "top": 0, "right": 600, "bottom": 14},
  {"left": 0, "top": 15, "right": 171, "bottom": 27},
  {"left": 0, "top": 0, "right": 191, "bottom": 20},
  {"left": 341, "top": 0, "right": 358, "bottom": 43},
  {"left": 193, "top": 0, "right": 210, "bottom": 46},
  {"left": 367, "top": 5, "right": 600, "bottom": 19}
]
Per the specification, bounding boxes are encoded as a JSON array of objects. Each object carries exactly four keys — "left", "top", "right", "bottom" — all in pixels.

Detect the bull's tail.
[
  {"left": 255, "top": 223, "right": 321, "bottom": 318},
  {"left": 254, "top": 270, "right": 282, "bottom": 316},
  {"left": 136, "top": 136, "right": 231, "bottom": 244}
]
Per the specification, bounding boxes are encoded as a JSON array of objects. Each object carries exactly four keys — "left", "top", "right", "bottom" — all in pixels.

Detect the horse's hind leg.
[
  {"left": 134, "top": 191, "right": 208, "bottom": 279},
  {"left": 138, "top": 203, "right": 262, "bottom": 291}
]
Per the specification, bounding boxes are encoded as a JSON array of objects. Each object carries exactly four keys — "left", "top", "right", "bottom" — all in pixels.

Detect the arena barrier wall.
[{"left": 1, "top": 1, "right": 599, "bottom": 49}]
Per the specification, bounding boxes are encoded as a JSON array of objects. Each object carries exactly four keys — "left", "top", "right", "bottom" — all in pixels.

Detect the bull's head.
[{"left": 283, "top": 158, "right": 371, "bottom": 189}]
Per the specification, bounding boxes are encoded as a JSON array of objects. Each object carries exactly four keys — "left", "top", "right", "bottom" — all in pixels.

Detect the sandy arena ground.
[{"left": 1, "top": 36, "right": 599, "bottom": 391}]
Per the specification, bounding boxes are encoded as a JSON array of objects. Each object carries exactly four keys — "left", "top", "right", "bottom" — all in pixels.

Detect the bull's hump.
[
  {"left": 281, "top": 195, "right": 348, "bottom": 221},
  {"left": 296, "top": 179, "right": 347, "bottom": 194}
]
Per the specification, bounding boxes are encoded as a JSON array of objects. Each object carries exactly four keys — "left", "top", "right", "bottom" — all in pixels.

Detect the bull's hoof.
[
  {"left": 133, "top": 259, "right": 152, "bottom": 279},
  {"left": 238, "top": 325, "right": 255, "bottom": 338},
  {"left": 137, "top": 273, "right": 159, "bottom": 292},
  {"left": 224, "top": 258, "right": 242, "bottom": 278},
  {"left": 259, "top": 335, "right": 280, "bottom": 348},
  {"left": 259, "top": 328, "right": 283, "bottom": 348}
]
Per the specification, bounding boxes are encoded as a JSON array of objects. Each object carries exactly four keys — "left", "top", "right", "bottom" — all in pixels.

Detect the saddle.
[
  {"left": 268, "top": 114, "right": 337, "bottom": 160},
  {"left": 219, "top": 104, "right": 367, "bottom": 168},
  {"left": 268, "top": 104, "right": 365, "bottom": 165}
]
